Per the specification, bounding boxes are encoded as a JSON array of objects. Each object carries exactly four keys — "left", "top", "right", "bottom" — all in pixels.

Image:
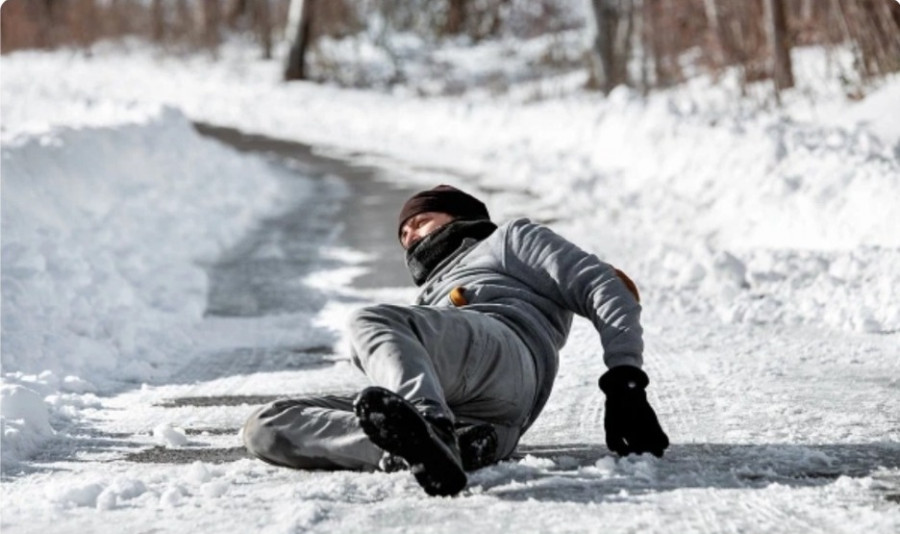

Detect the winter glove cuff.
[{"left": 598, "top": 365, "right": 649, "bottom": 396}]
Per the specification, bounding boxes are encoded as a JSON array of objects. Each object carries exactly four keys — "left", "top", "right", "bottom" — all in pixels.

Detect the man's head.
[{"left": 397, "top": 185, "right": 490, "bottom": 249}]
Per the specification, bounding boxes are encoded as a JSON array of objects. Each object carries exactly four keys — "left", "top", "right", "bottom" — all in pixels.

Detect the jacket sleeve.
[{"left": 501, "top": 219, "right": 643, "bottom": 369}]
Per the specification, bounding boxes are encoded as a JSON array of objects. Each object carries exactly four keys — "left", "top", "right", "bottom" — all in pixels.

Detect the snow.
[
  {"left": 2, "top": 37, "right": 899, "bottom": 533},
  {"left": 1, "top": 383, "right": 56, "bottom": 467},
  {"left": 153, "top": 423, "right": 189, "bottom": 448},
  {"left": 833, "top": 80, "right": 900, "bottom": 147},
  {"left": 1, "top": 105, "right": 287, "bottom": 465}
]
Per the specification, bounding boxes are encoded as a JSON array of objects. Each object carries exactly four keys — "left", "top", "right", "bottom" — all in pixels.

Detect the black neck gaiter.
[{"left": 405, "top": 219, "right": 497, "bottom": 286}]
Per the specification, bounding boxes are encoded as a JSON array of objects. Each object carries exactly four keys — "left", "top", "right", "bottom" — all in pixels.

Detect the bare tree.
[
  {"left": 284, "top": 0, "right": 315, "bottom": 80},
  {"left": 224, "top": 0, "right": 274, "bottom": 59},
  {"left": 643, "top": 0, "right": 686, "bottom": 88},
  {"left": 764, "top": 0, "right": 794, "bottom": 96},
  {"left": 702, "top": 0, "right": 726, "bottom": 68},
  {"left": 226, "top": 0, "right": 248, "bottom": 27},
  {"left": 1, "top": 0, "right": 898, "bottom": 100},
  {"left": 175, "top": 0, "right": 193, "bottom": 42},
  {"left": 151, "top": 0, "right": 165, "bottom": 42},
  {"left": 104, "top": 0, "right": 133, "bottom": 39},
  {"left": 1, "top": 0, "right": 50, "bottom": 51},
  {"left": 255, "top": 0, "right": 273, "bottom": 60},
  {"left": 586, "top": 0, "right": 634, "bottom": 93},
  {"left": 43, "top": 0, "right": 59, "bottom": 47},
  {"left": 444, "top": 0, "right": 466, "bottom": 35},
  {"left": 202, "top": 0, "right": 222, "bottom": 50}
]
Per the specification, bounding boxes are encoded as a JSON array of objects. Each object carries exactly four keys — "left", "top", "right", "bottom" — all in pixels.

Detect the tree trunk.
[
  {"left": 702, "top": 0, "right": 726, "bottom": 67},
  {"left": 764, "top": 0, "right": 794, "bottom": 94},
  {"left": 255, "top": 0, "right": 272, "bottom": 60},
  {"left": 44, "top": 0, "right": 60, "bottom": 47},
  {"left": 227, "top": 0, "right": 248, "bottom": 28},
  {"left": 32, "top": 0, "right": 55, "bottom": 48},
  {"left": 586, "top": 0, "right": 618, "bottom": 92},
  {"left": 874, "top": 0, "right": 900, "bottom": 73},
  {"left": 202, "top": 0, "right": 222, "bottom": 49},
  {"left": 175, "top": 0, "right": 192, "bottom": 41},
  {"left": 614, "top": 2, "right": 634, "bottom": 85},
  {"left": 284, "top": 0, "right": 315, "bottom": 81},
  {"left": 800, "top": 0, "right": 814, "bottom": 23},
  {"left": 151, "top": 0, "right": 164, "bottom": 42},
  {"left": 586, "top": 0, "right": 635, "bottom": 93},
  {"left": 444, "top": 0, "right": 466, "bottom": 35},
  {"left": 108, "top": 0, "right": 131, "bottom": 37}
]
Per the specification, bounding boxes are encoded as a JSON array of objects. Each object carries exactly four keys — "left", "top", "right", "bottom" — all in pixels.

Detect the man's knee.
[
  {"left": 347, "top": 304, "right": 408, "bottom": 367},
  {"left": 347, "top": 304, "right": 403, "bottom": 334},
  {"left": 243, "top": 398, "right": 375, "bottom": 471},
  {"left": 242, "top": 406, "right": 279, "bottom": 461},
  {"left": 242, "top": 400, "right": 308, "bottom": 466}
]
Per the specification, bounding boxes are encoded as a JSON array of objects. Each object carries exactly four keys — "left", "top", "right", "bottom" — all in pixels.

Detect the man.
[{"left": 243, "top": 185, "right": 669, "bottom": 496}]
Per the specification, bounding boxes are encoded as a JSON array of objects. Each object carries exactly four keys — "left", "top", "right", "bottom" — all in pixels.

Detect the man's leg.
[
  {"left": 348, "top": 304, "right": 537, "bottom": 462},
  {"left": 243, "top": 394, "right": 383, "bottom": 470}
]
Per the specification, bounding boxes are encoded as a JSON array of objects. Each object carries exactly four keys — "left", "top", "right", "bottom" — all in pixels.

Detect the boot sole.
[{"left": 354, "top": 387, "right": 467, "bottom": 496}]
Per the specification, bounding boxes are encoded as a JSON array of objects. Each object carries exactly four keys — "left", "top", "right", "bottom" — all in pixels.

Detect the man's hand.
[{"left": 599, "top": 366, "right": 669, "bottom": 457}]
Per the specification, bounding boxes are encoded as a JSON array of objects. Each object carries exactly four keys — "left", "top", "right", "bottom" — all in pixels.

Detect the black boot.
[
  {"left": 354, "top": 387, "right": 467, "bottom": 497},
  {"left": 378, "top": 422, "right": 499, "bottom": 473},
  {"left": 456, "top": 422, "right": 498, "bottom": 471}
]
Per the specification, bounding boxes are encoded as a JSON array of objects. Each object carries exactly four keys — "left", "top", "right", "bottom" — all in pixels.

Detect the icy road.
[{"left": 2, "top": 124, "right": 897, "bottom": 534}]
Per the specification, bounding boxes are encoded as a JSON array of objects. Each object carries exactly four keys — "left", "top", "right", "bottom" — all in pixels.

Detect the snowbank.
[
  {"left": 29, "top": 42, "right": 891, "bottom": 335},
  {"left": 1, "top": 107, "right": 285, "bottom": 466}
]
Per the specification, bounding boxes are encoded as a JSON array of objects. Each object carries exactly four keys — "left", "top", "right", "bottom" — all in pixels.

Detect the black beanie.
[{"left": 397, "top": 185, "right": 490, "bottom": 238}]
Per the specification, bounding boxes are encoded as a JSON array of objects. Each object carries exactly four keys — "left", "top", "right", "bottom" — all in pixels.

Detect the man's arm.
[
  {"left": 501, "top": 219, "right": 643, "bottom": 368},
  {"left": 501, "top": 219, "right": 669, "bottom": 457}
]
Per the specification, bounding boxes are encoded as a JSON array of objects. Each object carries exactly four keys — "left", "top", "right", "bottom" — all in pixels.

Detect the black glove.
[{"left": 599, "top": 366, "right": 670, "bottom": 457}]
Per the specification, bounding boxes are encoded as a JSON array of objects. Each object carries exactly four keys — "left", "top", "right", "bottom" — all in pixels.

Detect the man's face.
[{"left": 400, "top": 211, "right": 454, "bottom": 250}]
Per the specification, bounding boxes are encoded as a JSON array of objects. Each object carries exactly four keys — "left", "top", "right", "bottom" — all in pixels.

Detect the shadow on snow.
[{"left": 471, "top": 441, "right": 900, "bottom": 502}]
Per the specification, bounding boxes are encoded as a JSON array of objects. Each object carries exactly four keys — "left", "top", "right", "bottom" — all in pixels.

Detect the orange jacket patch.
[
  {"left": 449, "top": 286, "right": 468, "bottom": 307},
  {"left": 614, "top": 268, "right": 640, "bottom": 302}
]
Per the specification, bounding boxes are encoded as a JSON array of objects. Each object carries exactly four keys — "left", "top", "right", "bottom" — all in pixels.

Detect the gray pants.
[{"left": 243, "top": 304, "right": 538, "bottom": 470}]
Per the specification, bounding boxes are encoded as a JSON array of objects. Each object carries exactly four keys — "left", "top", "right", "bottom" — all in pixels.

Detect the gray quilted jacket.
[{"left": 414, "top": 218, "right": 644, "bottom": 426}]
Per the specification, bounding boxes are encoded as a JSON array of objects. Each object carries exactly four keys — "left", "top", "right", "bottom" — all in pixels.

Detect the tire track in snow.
[
  {"left": 648, "top": 317, "right": 823, "bottom": 533},
  {"left": 646, "top": 323, "right": 743, "bottom": 534},
  {"left": 576, "top": 385, "right": 604, "bottom": 440}
]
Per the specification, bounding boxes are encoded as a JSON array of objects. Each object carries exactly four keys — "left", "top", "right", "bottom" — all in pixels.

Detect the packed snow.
[
  {"left": 1, "top": 106, "right": 291, "bottom": 467},
  {"left": 1, "top": 37, "right": 898, "bottom": 533}
]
